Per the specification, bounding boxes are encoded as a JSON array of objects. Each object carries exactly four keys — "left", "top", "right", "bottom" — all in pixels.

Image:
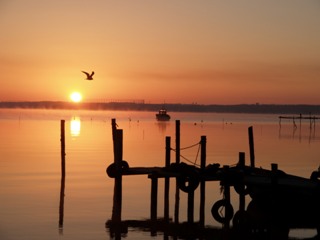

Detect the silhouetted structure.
[{"left": 106, "top": 120, "right": 320, "bottom": 240}]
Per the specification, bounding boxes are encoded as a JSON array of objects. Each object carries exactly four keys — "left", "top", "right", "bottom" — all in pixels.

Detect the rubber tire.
[{"left": 211, "top": 199, "right": 234, "bottom": 224}]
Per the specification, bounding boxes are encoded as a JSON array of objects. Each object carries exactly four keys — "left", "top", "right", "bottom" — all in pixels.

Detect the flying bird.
[{"left": 82, "top": 71, "right": 94, "bottom": 80}]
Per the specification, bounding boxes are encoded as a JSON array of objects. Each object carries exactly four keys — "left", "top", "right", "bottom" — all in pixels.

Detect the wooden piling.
[
  {"left": 248, "top": 126, "right": 255, "bottom": 168},
  {"left": 199, "top": 136, "right": 206, "bottom": 227},
  {"left": 60, "top": 120, "right": 66, "bottom": 174},
  {"left": 111, "top": 118, "right": 117, "bottom": 142},
  {"left": 187, "top": 191, "right": 194, "bottom": 224},
  {"left": 223, "top": 165, "right": 230, "bottom": 230},
  {"left": 238, "top": 152, "right": 246, "bottom": 214},
  {"left": 111, "top": 119, "right": 123, "bottom": 224},
  {"left": 271, "top": 163, "right": 278, "bottom": 236},
  {"left": 59, "top": 120, "right": 66, "bottom": 231},
  {"left": 174, "top": 120, "right": 180, "bottom": 224},
  {"left": 164, "top": 136, "right": 171, "bottom": 223},
  {"left": 150, "top": 175, "right": 158, "bottom": 236}
]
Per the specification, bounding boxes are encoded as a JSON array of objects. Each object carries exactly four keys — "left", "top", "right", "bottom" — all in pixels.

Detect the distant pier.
[{"left": 279, "top": 114, "right": 320, "bottom": 128}]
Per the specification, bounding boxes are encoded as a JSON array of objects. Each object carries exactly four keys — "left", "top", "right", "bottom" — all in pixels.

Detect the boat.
[{"left": 156, "top": 109, "right": 170, "bottom": 121}]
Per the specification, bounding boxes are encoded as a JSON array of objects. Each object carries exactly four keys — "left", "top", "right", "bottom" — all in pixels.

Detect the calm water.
[{"left": 1, "top": 108, "right": 319, "bottom": 239}]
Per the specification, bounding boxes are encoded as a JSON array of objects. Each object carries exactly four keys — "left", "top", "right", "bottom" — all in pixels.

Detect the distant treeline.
[{"left": 1, "top": 101, "right": 320, "bottom": 115}]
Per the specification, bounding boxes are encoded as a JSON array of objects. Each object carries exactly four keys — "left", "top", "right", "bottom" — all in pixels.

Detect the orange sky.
[{"left": 1, "top": 1, "right": 320, "bottom": 104}]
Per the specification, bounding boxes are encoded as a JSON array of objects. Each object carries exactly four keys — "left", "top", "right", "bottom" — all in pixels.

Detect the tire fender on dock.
[
  {"left": 106, "top": 160, "right": 129, "bottom": 178},
  {"left": 211, "top": 199, "right": 234, "bottom": 224}
]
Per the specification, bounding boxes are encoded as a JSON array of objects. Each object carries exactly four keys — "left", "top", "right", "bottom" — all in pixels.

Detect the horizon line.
[{"left": 1, "top": 100, "right": 320, "bottom": 106}]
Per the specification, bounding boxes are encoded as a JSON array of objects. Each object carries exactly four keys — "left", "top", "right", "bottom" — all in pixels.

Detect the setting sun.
[{"left": 70, "top": 92, "right": 82, "bottom": 103}]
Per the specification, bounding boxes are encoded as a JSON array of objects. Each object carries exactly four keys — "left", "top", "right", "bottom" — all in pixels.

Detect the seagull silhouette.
[{"left": 82, "top": 71, "right": 94, "bottom": 80}]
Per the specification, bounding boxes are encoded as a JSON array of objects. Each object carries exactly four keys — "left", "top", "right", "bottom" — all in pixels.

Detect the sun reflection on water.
[{"left": 70, "top": 117, "right": 81, "bottom": 137}]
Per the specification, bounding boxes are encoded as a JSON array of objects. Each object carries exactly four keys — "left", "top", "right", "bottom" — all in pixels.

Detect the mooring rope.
[{"left": 170, "top": 141, "right": 201, "bottom": 167}]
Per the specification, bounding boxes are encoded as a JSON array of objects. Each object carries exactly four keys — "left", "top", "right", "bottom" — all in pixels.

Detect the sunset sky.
[{"left": 1, "top": 1, "right": 320, "bottom": 104}]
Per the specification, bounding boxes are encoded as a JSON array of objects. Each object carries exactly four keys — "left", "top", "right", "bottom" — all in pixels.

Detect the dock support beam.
[
  {"left": 223, "top": 165, "right": 231, "bottom": 230},
  {"left": 174, "top": 120, "right": 180, "bottom": 224},
  {"left": 238, "top": 152, "right": 246, "bottom": 214},
  {"left": 150, "top": 175, "right": 158, "bottom": 236},
  {"left": 199, "top": 136, "right": 206, "bottom": 228},
  {"left": 164, "top": 136, "right": 171, "bottom": 223},
  {"left": 187, "top": 190, "right": 194, "bottom": 224}
]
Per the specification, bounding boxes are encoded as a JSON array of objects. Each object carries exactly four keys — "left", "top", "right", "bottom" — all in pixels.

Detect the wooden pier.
[
  {"left": 279, "top": 114, "right": 320, "bottom": 129},
  {"left": 106, "top": 119, "right": 320, "bottom": 240}
]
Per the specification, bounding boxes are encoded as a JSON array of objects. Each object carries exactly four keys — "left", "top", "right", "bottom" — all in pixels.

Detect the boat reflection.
[
  {"left": 70, "top": 117, "right": 81, "bottom": 137},
  {"left": 156, "top": 121, "right": 169, "bottom": 134}
]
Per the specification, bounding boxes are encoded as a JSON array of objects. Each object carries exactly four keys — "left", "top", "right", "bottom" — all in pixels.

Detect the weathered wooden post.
[
  {"left": 238, "top": 152, "right": 246, "bottom": 216},
  {"left": 59, "top": 120, "right": 66, "bottom": 232},
  {"left": 111, "top": 119, "right": 123, "bottom": 224},
  {"left": 199, "top": 136, "right": 206, "bottom": 228},
  {"left": 223, "top": 165, "right": 231, "bottom": 230},
  {"left": 271, "top": 163, "right": 279, "bottom": 238},
  {"left": 187, "top": 188, "right": 194, "bottom": 224},
  {"left": 174, "top": 120, "right": 180, "bottom": 224},
  {"left": 164, "top": 136, "right": 171, "bottom": 223},
  {"left": 248, "top": 126, "right": 255, "bottom": 168},
  {"left": 60, "top": 120, "right": 66, "bottom": 166},
  {"left": 150, "top": 175, "right": 158, "bottom": 236}
]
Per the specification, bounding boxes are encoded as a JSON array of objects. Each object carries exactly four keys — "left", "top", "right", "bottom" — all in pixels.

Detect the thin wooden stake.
[
  {"left": 60, "top": 120, "right": 66, "bottom": 173},
  {"left": 59, "top": 120, "right": 66, "bottom": 232}
]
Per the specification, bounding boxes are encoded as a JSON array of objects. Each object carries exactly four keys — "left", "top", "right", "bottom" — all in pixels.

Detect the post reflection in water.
[
  {"left": 278, "top": 122, "right": 318, "bottom": 143},
  {"left": 70, "top": 116, "right": 81, "bottom": 137}
]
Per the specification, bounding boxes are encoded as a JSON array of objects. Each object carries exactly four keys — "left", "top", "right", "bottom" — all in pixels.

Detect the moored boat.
[{"left": 156, "top": 109, "right": 170, "bottom": 121}]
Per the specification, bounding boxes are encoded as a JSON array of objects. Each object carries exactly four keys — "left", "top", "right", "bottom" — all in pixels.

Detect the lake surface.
[{"left": 1, "top": 108, "right": 319, "bottom": 239}]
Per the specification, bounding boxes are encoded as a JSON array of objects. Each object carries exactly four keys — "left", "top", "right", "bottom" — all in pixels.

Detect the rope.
[
  {"left": 179, "top": 154, "right": 200, "bottom": 167},
  {"left": 193, "top": 143, "right": 201, "bottom": 166},
  {"left": 170, "top": 141, "right": 201, "bottom": 167},
  {"left": 171, "top": 141, "right": 201, "bottom": 151}
]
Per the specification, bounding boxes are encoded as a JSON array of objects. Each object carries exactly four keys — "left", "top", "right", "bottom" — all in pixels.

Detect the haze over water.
[{"left": 1, "top": 108, "right": 319, "bottom": 239}]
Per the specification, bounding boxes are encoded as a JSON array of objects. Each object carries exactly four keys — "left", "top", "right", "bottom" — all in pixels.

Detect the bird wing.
[
  {"left": 90, "top": 71, "right": 95, "bottom": 77},
  {"left": 82, "top": 71, "right": 90, "bottom": 77}
]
